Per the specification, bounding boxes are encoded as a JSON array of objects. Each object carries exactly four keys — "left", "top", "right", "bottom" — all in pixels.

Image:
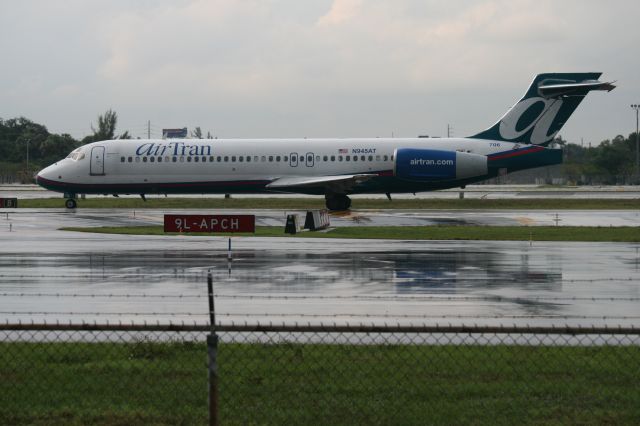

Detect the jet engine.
[{"left": 394, "top": 148, "right": 488, "bottom": 181}]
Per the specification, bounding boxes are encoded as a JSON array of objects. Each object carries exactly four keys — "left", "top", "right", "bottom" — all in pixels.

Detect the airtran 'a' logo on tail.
[
  {"left": 469, "top": 72, "right": 613, "bottom": 145},
  {"left": 498, "top": 97, "right": 563, "bottom": 145}
]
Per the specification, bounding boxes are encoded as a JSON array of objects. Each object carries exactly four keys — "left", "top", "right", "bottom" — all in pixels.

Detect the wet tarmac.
[
  {"left": 2, "top": 207, "right": 640, "bottom": 228},
  {"left": 1, "top": 208, "right": 639, "bottom": 328},
  {"left": 3, "top": 184, "right": 640, "bottom": 200}
]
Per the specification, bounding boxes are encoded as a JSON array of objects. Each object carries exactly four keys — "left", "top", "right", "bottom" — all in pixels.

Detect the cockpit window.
[{"left": 66, "top": 148, "right": 85, "bottom": 161}]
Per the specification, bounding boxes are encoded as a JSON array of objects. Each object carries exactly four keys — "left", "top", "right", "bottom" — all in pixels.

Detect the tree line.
[
  {"left": 0, "top": 111, "right": 638, "bottom": 184},
  {"left": 0, "top": 110, "right": 129, "bottom": 173},
  {"left": 555, "top": 135, "right": 639, "bottom": 184}
]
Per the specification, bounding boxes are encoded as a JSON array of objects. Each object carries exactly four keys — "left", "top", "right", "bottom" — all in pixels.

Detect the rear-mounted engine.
[{"left": 394, "top": 148, "right": 487, "bottom": 181}]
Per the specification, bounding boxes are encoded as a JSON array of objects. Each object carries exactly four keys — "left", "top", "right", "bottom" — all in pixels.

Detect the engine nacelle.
[{"left": 394, "top": 148, "right": 488, "bottom": 181}]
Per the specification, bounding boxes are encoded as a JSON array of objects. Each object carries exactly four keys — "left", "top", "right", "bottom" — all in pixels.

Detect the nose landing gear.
[
  {"left": 325, "top": 194, "right": 351, "bottom": 211},
  {"left": 65, "top": 198, "right": 77, "bottom": 209},
  {"left": 63, "top": 192, "right": 77, "bottom": 209}
]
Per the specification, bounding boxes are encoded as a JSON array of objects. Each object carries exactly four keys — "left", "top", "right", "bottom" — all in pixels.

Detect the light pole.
[
  {"left": 632, "top": 105, "right": 640, "bottom": 182},
  {"left": 26, "top": 139, "right": 30, "bottom": 175}
]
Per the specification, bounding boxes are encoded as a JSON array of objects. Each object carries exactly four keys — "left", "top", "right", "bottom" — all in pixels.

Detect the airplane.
[{"left": 37, "top": 72, "right": 615, "bottom": 210}]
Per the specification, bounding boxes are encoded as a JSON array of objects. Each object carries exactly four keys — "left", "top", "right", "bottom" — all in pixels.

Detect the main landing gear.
[{"left": 325, "top": 194, "right": 351, "bottom": 211}]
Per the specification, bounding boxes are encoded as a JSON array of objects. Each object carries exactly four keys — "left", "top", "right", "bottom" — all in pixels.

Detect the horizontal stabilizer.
[{"left": 538, "top": 80, "right": 616, "bottom": 98}]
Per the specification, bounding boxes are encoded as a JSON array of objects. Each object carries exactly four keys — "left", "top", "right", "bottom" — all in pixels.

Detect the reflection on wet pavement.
[
  {"left": 1, "top": 243, "right": 638, "bottom": 328},
  {"left": 1, "top": 207, "right": 639, "bottom": 327}
]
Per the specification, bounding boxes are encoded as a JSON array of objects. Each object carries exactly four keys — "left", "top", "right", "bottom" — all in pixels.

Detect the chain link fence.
[{"left": 1, "top": 323, "right": 639, "bottom": 425}]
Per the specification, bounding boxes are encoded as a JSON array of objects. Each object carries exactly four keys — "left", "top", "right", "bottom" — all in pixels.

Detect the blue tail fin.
[{"left": 469, "top": 73, "right": 615, "bottom": 146}]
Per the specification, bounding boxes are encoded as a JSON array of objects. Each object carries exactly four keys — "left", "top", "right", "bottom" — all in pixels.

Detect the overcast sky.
[{"left": 1, "top": 0, "right": 639, "bottom": 145}]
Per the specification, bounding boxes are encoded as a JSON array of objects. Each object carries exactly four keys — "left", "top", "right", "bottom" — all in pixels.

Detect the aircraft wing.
[{"left": 266, "top": 174, "right": 377, "bottom": 193}]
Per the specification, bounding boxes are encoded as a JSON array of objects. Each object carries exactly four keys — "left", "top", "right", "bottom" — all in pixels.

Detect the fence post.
[{"left": 207, "top": 270, "right": 219, "bottom": 426}]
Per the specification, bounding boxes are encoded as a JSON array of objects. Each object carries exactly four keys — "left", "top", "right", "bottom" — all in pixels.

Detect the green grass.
[
  {"left": 0, "top": 341, "right": 638, "bottom": 425},
  {"left": 60, "top": 225, "right": 640, "bottom": 242},
  {"left": 19, "top": 197, "right": 640, "bottom": 209}
]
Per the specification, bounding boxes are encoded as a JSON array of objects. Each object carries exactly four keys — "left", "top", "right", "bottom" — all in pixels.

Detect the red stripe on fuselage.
[{"left": 487, "top": 145, "right": 544, "bottom": 161}]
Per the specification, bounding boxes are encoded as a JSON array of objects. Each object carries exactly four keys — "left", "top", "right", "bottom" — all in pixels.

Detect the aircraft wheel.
[
  {"left": 341, "top": 195, "right": 352, "bottom": 210},
  {"left": 325, "top": 194, "right": 351, "bottom": 211},
  {"left": 65, "top": 199, "right": 77, "bottom": 209}
]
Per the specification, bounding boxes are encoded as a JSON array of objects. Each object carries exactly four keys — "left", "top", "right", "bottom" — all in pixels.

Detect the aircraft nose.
[
  {"left": 36, "top": 164, "right": 58, "bottom": 187},
  {"left": 35, "top": 170, "right": 46, "bottom": 187}
]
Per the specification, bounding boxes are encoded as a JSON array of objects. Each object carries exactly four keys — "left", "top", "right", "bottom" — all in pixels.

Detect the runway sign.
[
  {"left": 0, "top": 198, "right": 18, "bottom": 208},
  {"left": 164, "top": 214, "right": 255, "bottom": 233}
]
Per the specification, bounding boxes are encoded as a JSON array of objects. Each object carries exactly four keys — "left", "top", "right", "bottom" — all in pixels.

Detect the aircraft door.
[
  {"left": 289, "top": 152, "right": 298, "bottom": 167},
  {"left": 90, "top": 146, "right": 105, "bottom": 176},
  {"left": 305, "top": 152, "right": 314, "bottom": 167}
]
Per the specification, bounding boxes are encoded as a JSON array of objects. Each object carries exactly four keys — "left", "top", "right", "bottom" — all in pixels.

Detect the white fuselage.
[{"left": 37, "top": 137, "right": 512, "bottom": 196}]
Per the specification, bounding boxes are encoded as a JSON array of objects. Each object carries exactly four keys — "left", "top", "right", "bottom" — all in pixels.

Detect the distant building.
[{"left": 162, "top": 128, "right": 188, "bottom": 139}]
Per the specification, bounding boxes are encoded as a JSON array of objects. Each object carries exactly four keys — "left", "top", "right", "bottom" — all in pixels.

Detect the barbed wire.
[
  {"left": 0, "top": 292, "right": 638, "bottom": 303},
  {"left": 1, "top": 274, "right": 638, "bottom": 285},
  {"left": 0, "top": 292, "right": 640, "bottom": 303},
  {"left": 2, "top": 311, "right": 640, "bottom": 320}
]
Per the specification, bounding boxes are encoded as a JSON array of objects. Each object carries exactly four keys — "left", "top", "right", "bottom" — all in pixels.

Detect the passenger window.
[
  {"left": 172, "top": 157, "right": 177, "bottom": 162},
  {"left": 331, "top": 156, "right": 335, "bottom": 161},
  {"left": 224, "top": 156, "right": 229, "bottom": 162},
  {"left": 180, "top": 156, "right": 185, "bottom": 162},
  {"left": 165, "top": 156, "right": 170, "bottom": 162},
  {"left": 361, "top": 155, "right": 365, "bottom": 161},
  {"left": 383, "top": 155, "right": 388, "bottom": 161},
  {"left": 158, "top": 157, "right": 162, "bottom": 163},
  {"left": 368, "top": 155, "right": 373, "bottom": 161},
  {"left": 202, "top": 157, "right": 206, "bottom": 163},
  {"left": 254, "top": 156, "right": 259, "bottom": 162},
  {"left": 391, "top": 155, "right": 394, "bottom": 161},
  {"left": 338, "top": 156, "right": 343, "bottom": 162},
  {"left": 217, "top": 156, "right": 222, "bottom": 162},
  {"left": 128, "top": 157, "right": 133, "bottom": 163},
  {"left": 247, "top": 156, "right": 251, "bottom": 162},
  {"left": 194, "top": 157, "right": 199, "bottom": 162},
  {"left": 231, "top": 156, "right": 236, "bottom": 162},
  {"left": 346, "top": 156, "right": 350, "bottom": 161},
  {"left": 239, "top": 156, "right": 243, "bottom": 162},
  {"left": 209, "top": 156, "right": 214, "bottom": 162},
  {"left": 283, "top": 156, "right": 288, "bottom": 162},
  {"left": 323, "top": 155, "right": 328, "bottom": 161},
  {"left": 276, "top": 155, "right": 281, "bottom": 162},
  {"left": 143, "top": 157, "right": 148, "bottom": 162},
  {"left": 376, "top": 155, "right": 381, "bottom": 161},
  {"left": 150, "top": 157, "right": 155, "bottom": 162},
  {"left": 120, "top": 157, "right": 125, "bottom": 163},
  {"left": 353, "top": 156, "right": 358, "bottom": 162},
  {"left": 261, "top": 156, "right": 266, "bottom": 162},
  {"left": 136, "top": 157, "right": 140, "bottom": 162},
  {"left": 316, "top": 155, "right": 320, "bottom": 161},
  {"left": 269, "top": 156, "right": 273, "bottom": 162}
]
